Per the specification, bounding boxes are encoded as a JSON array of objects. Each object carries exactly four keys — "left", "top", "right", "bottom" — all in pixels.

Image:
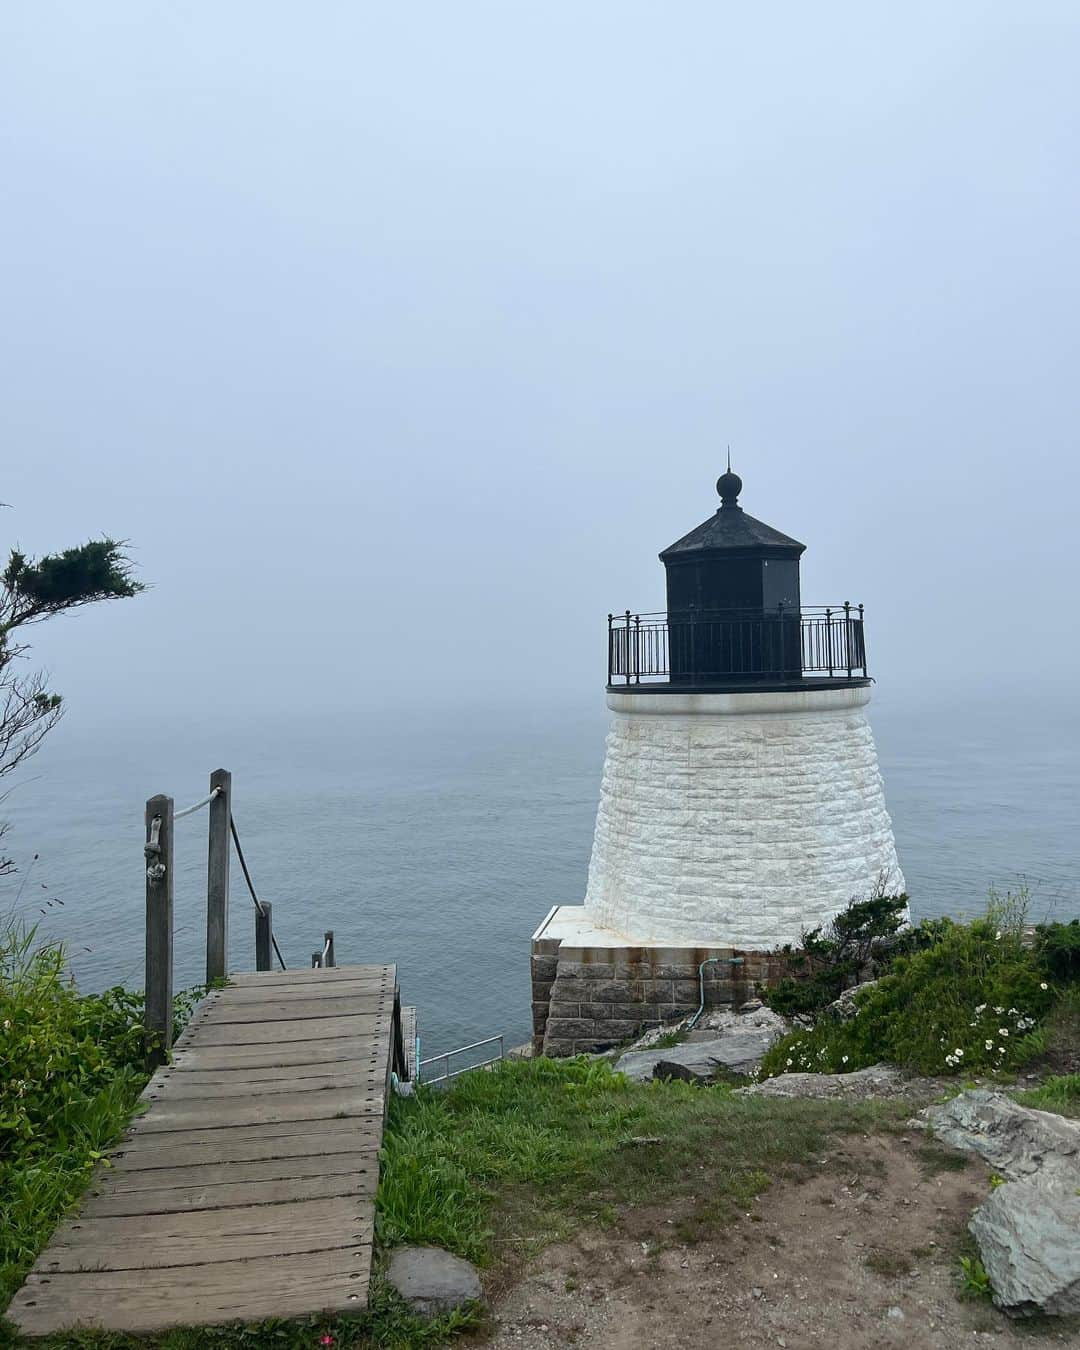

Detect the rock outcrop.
[
  {"left": 922, "top": 1090, "right": 1080, "bottom": 1317},
  {"left": 739, "top": 1064, "right": 910, "bottom": 1099},
  {"left": 614, "top": 1007, "right": 786, "bottom": 1082}
]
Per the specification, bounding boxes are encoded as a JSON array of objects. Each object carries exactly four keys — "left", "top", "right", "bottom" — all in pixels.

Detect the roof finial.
[{"left": 716, "top": 451, "right": 742, "bottom": 508}]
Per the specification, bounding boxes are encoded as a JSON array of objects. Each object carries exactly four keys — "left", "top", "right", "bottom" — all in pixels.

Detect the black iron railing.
[{"left": 607, "top": 604, "right": 867, "bottom": 687}]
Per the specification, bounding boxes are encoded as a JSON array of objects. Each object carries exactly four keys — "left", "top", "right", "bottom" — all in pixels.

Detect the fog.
[{"left": 3, "top": 3, "right": 1078, "bottom": 734}]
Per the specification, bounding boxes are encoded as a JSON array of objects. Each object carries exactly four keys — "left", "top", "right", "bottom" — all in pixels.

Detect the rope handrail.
[
  {"left": 229, "top": 813, "right": 287, "bottom": 971},
  {"left": 173, "top": 786, "right": 222, "bottom": 821}
]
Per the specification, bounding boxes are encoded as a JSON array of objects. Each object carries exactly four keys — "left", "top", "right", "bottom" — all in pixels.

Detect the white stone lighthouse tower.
[{"left": 532, "top": 465, "right": 905, "bottom": 1055}]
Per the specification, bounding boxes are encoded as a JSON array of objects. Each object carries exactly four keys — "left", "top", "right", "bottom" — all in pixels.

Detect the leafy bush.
[
  {"left": 0, "top": 921, "right": 202, "bottom": 1308},
  {"left": 760, "top": 904, "right": 1056, "bottom": 1079},
  {"left": 1035, "top": 920, "right": 1080, "bottom": 983},
  {"left": 766, "top": 892, "right": 910, "bottom": 1018}
]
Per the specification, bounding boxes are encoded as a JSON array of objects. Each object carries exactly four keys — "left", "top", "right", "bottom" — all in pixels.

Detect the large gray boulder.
[
  {"left": 386, "top": 1246, "right": 482, "bottom": 1318},
  {"left": 739, "top": 1064, "right": 910, "bottom": 1099},
  {"left": 615, "top": 1010, "right": 786, "bottom": 1082},
  {"left": 921, "top": 1089, "right": 1080, "bottom": 1192},
  {"left": 970, "top": 1181, "right": 1080, "bottom": 1317}
]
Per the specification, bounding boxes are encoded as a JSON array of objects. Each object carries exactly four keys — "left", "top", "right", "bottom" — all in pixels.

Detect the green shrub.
[
  {"left": 0, "top": 920, "right": 204, "bottom": 1309},
  {"left": 1036, "top": 920, "right": 1080, "bottom": 983},
  {"left": 760, "top": 908, "right": 1055, "bottom": 1079},
  {"left": 766, "top": 892, "right": 909, "bottom": 1018}
]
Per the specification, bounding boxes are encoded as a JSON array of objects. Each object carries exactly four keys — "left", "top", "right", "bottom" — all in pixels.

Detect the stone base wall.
[{"left": 532, "top": 936, "right": 792, "bottom": 1056}]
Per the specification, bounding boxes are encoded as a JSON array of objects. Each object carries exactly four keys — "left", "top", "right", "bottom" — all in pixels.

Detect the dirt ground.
[{"left": 479, "top": 1132, "right": 1079, "bottom": 1350}]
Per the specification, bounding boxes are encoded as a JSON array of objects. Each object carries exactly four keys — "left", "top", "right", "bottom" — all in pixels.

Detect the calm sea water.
[{"left": 4, "top": 686, "right": 1078, "bottom": 1057}]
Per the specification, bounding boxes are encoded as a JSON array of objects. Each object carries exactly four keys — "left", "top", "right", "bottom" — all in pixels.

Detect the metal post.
[
  {"left": 205, "top": 768, "right": 231, "bottom": 985},
  {"left": 255, "top": 901, "right": 273, "bottom": 972},
  {"left": 624, "top": 610, "right": 631, "bottom": 685},
  {"left": 825, "top": 607, "right": 833, "bottom": 677},
  {"left": 312, "top": 951, "right": 321, "bottom": 968},
  {"left": 607, "top": 613, "right": 613, "bottom": 685},
  {"left": 857, "top": 603, "right": 866, "bottom": 675},
  {"left": 144, "top": 794, "right": 174, "bottom": 1065},
  {"left": 633, "top": 614, "right": 641, "bottom": 683},
  {"left": 844, "top": 601, "right": 852, "bottom": 677},
  {"left": 324, "top": 930, "right": 335, "bottom": 968}
]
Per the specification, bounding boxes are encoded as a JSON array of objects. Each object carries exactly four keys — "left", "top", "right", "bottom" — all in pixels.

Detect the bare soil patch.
[{"left": 478, "top": 1132, "right": 1079, "bottom": 1348}]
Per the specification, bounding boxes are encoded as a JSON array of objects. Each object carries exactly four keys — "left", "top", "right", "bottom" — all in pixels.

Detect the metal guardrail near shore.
[{"left": 419, "top": 1033, "right": 505, "bottom": 1087}]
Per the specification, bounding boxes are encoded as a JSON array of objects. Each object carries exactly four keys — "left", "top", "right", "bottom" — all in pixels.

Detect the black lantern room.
[
  {"left": 658, "top": 466, "right": 805, "bottom": 683},
  {"left": 607, "top": 464, "right": 868, "bottom": 690}
]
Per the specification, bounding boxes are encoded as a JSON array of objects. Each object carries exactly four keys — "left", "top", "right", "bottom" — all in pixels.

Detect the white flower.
[
  {"left": 786, "top": 1058, "right": 792, "bottom": 1067},
  {"left": 1040, "top": 982, "right": 1049, "bottom": 991},
  {"left": 997, "top": 1045, "right": 1006, "bottom": 1054},
  {"left": 953, "top": 1048, "right": 964, "bottom": 1058},
  {"left": 975, "top": 1004, "right": 987, "bottom": 1014},
  {"left": 999, "top": 1028, "right": 1009, "bottom": 1037},
  {"left": 985, "top": 1040, "right": 994, "bottom": 1050},
  {"left": 994, "top": 1007, "right": 1004, "bottom": 1015},
  {"left": 1008, "top": 1008, "right": 1019, "bottom": 1016},
  {"left": 841, "top": 1055, "right": 849, "bottom": 1064},
  {"left": 2, "top": 1019, "right": 10, "bottom": 1030},
  {"left": 995, "top": 930, "right": 1002, "bottom": 940}
]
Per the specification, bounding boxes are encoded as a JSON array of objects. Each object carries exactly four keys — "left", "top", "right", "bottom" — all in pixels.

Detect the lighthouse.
[{"left": 532, "top": 465, "right": 905, "bottom": 1055}]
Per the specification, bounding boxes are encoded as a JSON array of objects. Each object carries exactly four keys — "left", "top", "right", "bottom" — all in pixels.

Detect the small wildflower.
[
  {"left": 1008, "top": 1008, "right": 1019, "bottom": 1016},
  {"left": 974, "top": 1004, "right": 987, "bottom": 1014},
  {"left": 953, "top": 1048, "right": 964, "bottom": 1058},
  {"left": 997, "top": 1045, "right": 1006, "bottom": 1054},
  {"left": 2, "top": 1019, "right": 10, "bottom": 1030},
  {"left": 985, "top": 1040, "right": 994, "bottom": 1050},
  {"left": 999, "top": 1028, "right": 1009, "bottom": 1037},
  {"left": 786, "top": 1058, "right": 792, "bottom": 1067},
  {"left": 994, "top": 1006, "right": 1004, "bottom": 1015},
  {"left": 995, "top": 930, "right": 1003, "bottom": 940},
  {"left": 841, "top": 1055, "right": 849, "bottom": 1064},
  {"left": 1040, "top": 982, "right": 1049, "bottom": 991}
]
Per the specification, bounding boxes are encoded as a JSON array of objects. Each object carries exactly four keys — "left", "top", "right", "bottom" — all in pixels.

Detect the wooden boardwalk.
[{"left": 9, "top": 964, "right": 401, "bottom": 1338}]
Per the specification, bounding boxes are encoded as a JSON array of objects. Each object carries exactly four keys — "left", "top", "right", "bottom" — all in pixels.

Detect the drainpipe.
[{"left": 685, "top": 956, "right": 745, "bottom": 1030}]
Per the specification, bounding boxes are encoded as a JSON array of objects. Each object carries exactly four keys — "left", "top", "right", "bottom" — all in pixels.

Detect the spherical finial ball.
[{"left": 716, "top": 469, "right": 742, "bottom": 505}]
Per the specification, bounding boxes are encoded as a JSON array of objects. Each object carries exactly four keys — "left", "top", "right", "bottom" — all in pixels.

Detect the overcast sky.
[{"left": 2, "top": 3, "right": 1078, "bottom": 732}]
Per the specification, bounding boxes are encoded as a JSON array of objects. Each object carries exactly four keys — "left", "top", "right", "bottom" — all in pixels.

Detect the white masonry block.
[{"left": 583, "top": 685, "right": 906, "bottom": 949}]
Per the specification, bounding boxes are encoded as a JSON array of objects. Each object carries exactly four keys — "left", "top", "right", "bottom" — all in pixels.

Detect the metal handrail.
[
  {"left": 607, "top": 602, "right": 867, "bottom": 685},
  {"left": 419, "top": 1034, "right": 504, "bottom": 1087}
]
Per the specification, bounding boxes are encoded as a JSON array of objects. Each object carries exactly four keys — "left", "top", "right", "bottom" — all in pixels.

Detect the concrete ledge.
[{"left": 606, "top": 685, "right": 873, "bottom": 717}]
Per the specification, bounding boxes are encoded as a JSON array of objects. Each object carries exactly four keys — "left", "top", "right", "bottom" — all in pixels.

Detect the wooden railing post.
[
  {"left": 205, "top": 768, "right": 232, "bottom": 985},
  {"left": 255, "top": 901, "right": 273, "bottom": 972},
  {"left": 144, "top": 793, "right": 174, "bottom": 1065}
]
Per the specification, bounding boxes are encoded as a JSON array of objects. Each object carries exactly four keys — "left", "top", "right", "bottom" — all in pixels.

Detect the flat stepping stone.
[{"left": 387, "top": 1246, "right": 482, "bottom": 1317}]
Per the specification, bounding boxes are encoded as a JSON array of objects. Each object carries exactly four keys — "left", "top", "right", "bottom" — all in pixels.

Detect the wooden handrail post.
[
  {"left": 255, "top": 901, "right": 273, "bottom": 972},
  {"left": 205, "top": 768, "right": 232, "bottom": 985},
  {"left": 144, "top": 793, "right": 174, "bottom": 1066}
]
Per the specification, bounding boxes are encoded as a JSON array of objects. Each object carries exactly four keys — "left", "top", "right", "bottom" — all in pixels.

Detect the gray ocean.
[{"left": 4, "top": 684, "right": 1078, "bottom": 1058}]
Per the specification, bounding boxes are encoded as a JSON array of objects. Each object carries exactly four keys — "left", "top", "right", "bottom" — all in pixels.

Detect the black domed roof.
[{"left": 659, "top": 465, "right": 805, "bottom": 560}]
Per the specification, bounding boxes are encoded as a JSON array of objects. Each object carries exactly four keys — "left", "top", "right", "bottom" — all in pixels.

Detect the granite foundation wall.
[{"left": 532, "top": 937, "right": 792, "bottom": 1056}]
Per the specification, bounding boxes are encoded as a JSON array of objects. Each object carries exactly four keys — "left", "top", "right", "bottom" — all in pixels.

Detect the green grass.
[
  {"left": 1013, "top": 1074, "right": 1080, "bottom": 1118},
  {"left": 376, "top": 1055, "right": 904, "bottom": 1267}
]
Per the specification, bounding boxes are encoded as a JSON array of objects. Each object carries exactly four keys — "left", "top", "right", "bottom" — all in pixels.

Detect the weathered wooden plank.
[
  {"left": 179, "top": 1014, "right": 384, "bottom": 1046},
  {"left": 54, "top": 1195, "right": 371, "bottom": 1245},
  {"left": 210, "top": 977, "right": 391, "bottom": 1003},
  {"left": 143, "top": 1071, "right": 368, "bottom": 1101},
  {"left": 109, "top": 1121, "right": 382, "bottom": 1170},
  {"left": 126, "top": 1090, "right": 383, "bottom": 1133},
  {"left": 188, "top": 997, "right": 389, "bottom": 1024},
  {"left": 111, "top": 1111, "right": 380, "bottom": 1156},
  {"left": 155, "top": 1064, "right": 366, "bottom": 1088},
  {"left": 12, "top": 1246, "right": 373, "bottom": 1334},
  {"left": 79, "top": 1169, "right": 376, "bottom": 1216},
  {"left": 226, "top": 964, "right": 392, "bottom": 988},
  {"left": 90, "top": 1151, "right": 376, "bottom": 1193},
  {"left": 169, "top": 1035, "right": 373, "bottom": 1071}
]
